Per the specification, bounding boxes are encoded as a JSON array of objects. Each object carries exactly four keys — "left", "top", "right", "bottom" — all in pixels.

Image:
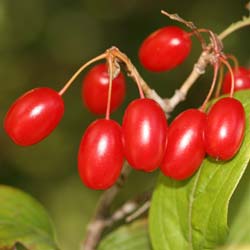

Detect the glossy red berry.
[
  {"left": 205, "top": 97, "right": 245, "bottom": 160},
  {"left": 78, "top": 119, "right": 124, "bottom": 190},
  {"left": 139, "top": 26, "right": 192, "bottom": 72},
  {"left": 222, "top": 67, "right": 250, "bottom": 94},
  {"left": 122, "top": 98, "right": 168, "bottom": 172},
  {"left": 4, "top": 87, "right": 64, "bottom": 146},
  {"left": 82, "top": 63, "right": 126, "bottom": 115},
  {"left": 161, "top": 109, "right": 206, "bottom": 180}
]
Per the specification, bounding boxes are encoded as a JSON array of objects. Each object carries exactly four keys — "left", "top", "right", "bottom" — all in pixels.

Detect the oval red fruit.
[
  {"left": 78, "top": 119, "right": 124, "bottom": 190},
  {"left": 139, "top": 26, "right": 192, "bottom": 72},
  {"left": 82, "top": 63, "right": 126, "bottom": 114},
  {"left": 122, "top": 98, "right": 168, "bottom": 172},
  {"left": 161, "top": 109, "right": 206, "bottom": 180},
  {"left": 205, "top": 97, "right": 245, "bottom": 160},
  {"left": 4, "top": 87, "right": 64, "bottom": 146},
  {"left": 222, "top": 67, "right": 250, "bottom": 94}
]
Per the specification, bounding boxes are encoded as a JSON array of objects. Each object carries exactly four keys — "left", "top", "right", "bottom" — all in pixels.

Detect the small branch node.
[
  {"left": 194, "top": 51, "right": 211, "bottom": 74},
  {"left": 111, "top": 58, "right": 121, "bottom": 79},
  {"left": 172, "top": 89, "right": 186, "bottom": 103},
  {"left": 194, "top": 62, "right": 206, "bottom": 75},
  {"left": 146, "top": 89, "right": 172, "bottom": 113}
]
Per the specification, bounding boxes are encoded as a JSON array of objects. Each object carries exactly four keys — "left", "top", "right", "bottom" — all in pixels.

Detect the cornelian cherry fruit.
[
  {"left": 222, "top": 67, "right": 250, "bottom": 94},
  {"left": 139, "top": 26, "right": 192, "bottom": 72},
  {"left": 205, "top": 97, "right": 245, "bottom": 160},
  {"left": 161, "top": 109, "right": 206, "bottom": 180},
  {"left": 78, "top": 119, "right": 124, "bottom": 190},
  {"left": 122, "top": 98, "right": 168, "bottom": 172},
  {"left": 82, "top": 63, "right": 126, "bottom": 115},
  {"left": 4, "top": 87, "right": 64, "bottom": 146}
]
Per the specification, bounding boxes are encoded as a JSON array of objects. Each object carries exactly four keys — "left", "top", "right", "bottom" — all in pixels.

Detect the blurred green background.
[{"left": 0, "top": 1, "right": 249, "bottom": 249}]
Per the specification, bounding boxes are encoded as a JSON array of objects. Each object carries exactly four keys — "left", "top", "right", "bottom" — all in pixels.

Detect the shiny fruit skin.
[
  {"left": 122, "top": 98, "right": 168, "bottom": 172},
  {"left": 4, "top": 87, "right": 64, "bottom": 146},
  {"left": 82, "top": 63, "right": 126, "bottom": 115},
  {"left": 139, "top": 26, "right": 192, "bottom": 72},
  {"left": 161, "top": 109, "right": 206, "bottom": 180},
  {"left": 222, "top": 67, "right": 250, "bottom": 94},
  {"left": 205, "top": 97, "right": 245, "bottom": 160},
  {"left": 78, "top": 119, "right": 124, "bottom": 190}
]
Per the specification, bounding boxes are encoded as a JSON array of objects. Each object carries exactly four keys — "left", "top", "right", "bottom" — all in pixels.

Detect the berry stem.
[
  {"left": 200, "top": 61, "right": 219, "bottom": 111},
  {"left": 108, "top": 47, "right": 145, "bottom": 98},
  {"left": 220, "top": 57, "right": 235, "bottom": 97},
  {"left": 197, "top": 29, "right": 223, "bottom": 54},
  {"left": 226, "top": 54, "right": 239, "bottom": 70},
  {"left": 215, "top": 65, "right": 224, "bottom": 98},
  {"left": 59, "top": 53, "right": 107, "bottom": 96},
  {"left": 105, "top": 55, "right": 114, "bottom": 120}
]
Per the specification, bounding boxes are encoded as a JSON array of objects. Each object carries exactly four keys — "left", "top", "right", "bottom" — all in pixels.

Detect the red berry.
[
  {"left": 4, "top": 87, "right": 64, "bottom": 146},
  {"left": 205, "top": 97, "right": 245, "bottom": 160},
  {"left": 122, "top": 98, "right": 168, "bottom": 172},
  {"left": 78, "top": 119, "right": 124, "bottom": 190},
  {"left": 139, "top": 26, "right": 192, "bottom": 72},
  {"left": 82, "top": 63, "right": 126, "bottom": 115},
  {"left": 161, "top": 109, "right": 206, "bottom": 180},
  {"left": 222, "top": 67, "right": 250, "bottom": 94}
]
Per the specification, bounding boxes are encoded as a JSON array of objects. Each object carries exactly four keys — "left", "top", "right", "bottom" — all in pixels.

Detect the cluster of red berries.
[
  {"left": 138, "top": 25, "right": 247, "bottom": 179},
  {"left": 161, "top": 98, "right": 245, "bottom": 180},
  {"left": 3, "top": 24, "right": 248, "bottom": 190}
]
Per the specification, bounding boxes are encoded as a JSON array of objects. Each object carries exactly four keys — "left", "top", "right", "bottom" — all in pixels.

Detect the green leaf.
[
  {"left": 226, "top": 166, "right": 250, "bottom": 245},
  {"left": 149, "top": 90, "right": 250, "bottom": 250},
  {"left": 0, "top": 185, "right": 59, "bottom": 250},
  {"left": 98, "top": 220, "right": 151, "bottom": 250}
]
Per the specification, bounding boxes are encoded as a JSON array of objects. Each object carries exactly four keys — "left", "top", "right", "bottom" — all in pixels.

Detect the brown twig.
[
  {"left": 125, "top": 200, "right": 151, "bottom": 223},
  {"left": 81, "top": 164, "right": 131, "bottom": 250}
]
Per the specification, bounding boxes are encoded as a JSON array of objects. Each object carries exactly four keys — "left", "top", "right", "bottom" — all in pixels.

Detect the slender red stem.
[
  {"left": 214, "top": 64, "right": 224, "bottom": 98},
  {"left": 197, "top": 29, "right": 222, "bottom": 54},
  {"left": 135, "top": 75, "right": 145, "bottom": 99},
  {"left": 225, "top": 54, "right": 239, "bottom": 71},
  {"left": 188, "top": 30, "right": 207, "bottom": 50},
  {"left": 105, "top": 56, "right": 113, "bottom": 120},
  {"left": 200, "top": 62, "right": 219, "bottom": 111},
  {"left": 59, "top": 53, "right": 107, "bottom": 96},
  {"left": 111, "top": 50, "right": 145, "bottom": 98},
  {"left": 220, "top": 57, "right": 235, "bottom": 97}
]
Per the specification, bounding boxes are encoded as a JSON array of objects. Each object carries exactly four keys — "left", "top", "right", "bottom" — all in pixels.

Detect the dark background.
[{"left": 0, "top": 1, "right": 249, "bottom": 249}]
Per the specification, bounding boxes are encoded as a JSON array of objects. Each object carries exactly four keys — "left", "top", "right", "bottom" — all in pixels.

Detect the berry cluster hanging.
[{"left": 4, "top": 11, "right": 249, "bottom": 190}]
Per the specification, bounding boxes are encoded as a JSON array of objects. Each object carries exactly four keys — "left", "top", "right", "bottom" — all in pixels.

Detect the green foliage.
[
  {"left": 0, "top": 185, "right": 59, "bottom": 250},
  {"left": 98, "top": 220, "right": 151, "bottom": 250},
  {"left": 149, "top": 90, "right": 250, "bottom": 250},
  {"left": 225, "top": 166, "right": 250, "bottom": 247}
]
